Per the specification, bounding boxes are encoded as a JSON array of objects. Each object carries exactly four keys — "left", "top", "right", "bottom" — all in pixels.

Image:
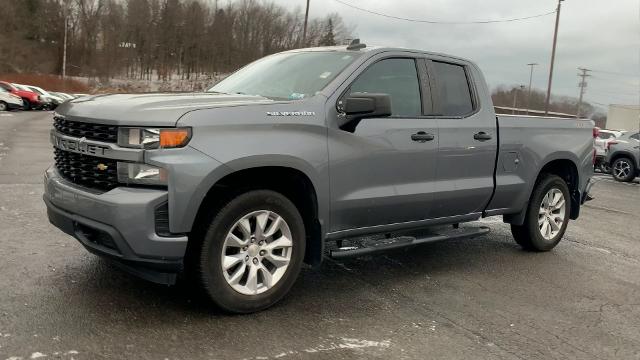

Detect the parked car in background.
[
  {"left": 0, "top": 87, "right": 23, "bottom": 111},
  {"left": 72, "top": 93, "right": 90, "bottom": 98},
  {"left": 607, "top": 131, "right": 640, "bottom": 182},
  {"left": 0, "top": 81, "right": 42, "bottom": 110},
  {"left": 51, "top": 92, "right": 75, "bottom": 101},
  {"left": 594, "top": 128, "right": 625, "bottom": 173},
  {"left": 22, "top": 85, "right": 64, "bottom": 110}
]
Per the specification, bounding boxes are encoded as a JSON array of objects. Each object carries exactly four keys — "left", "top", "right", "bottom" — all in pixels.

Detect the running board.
[{"left": 329, "top": 226, "right": 490, "bottom": 259}]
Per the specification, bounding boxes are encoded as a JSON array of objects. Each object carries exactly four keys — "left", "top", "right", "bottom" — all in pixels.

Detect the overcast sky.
[{"left": 273, "top": 0, "right": 639, "bottom": 109}]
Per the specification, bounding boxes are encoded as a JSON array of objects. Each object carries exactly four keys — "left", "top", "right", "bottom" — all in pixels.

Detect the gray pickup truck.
[{"left": 44, "top": 43, "right": 595, "bottom": 313}]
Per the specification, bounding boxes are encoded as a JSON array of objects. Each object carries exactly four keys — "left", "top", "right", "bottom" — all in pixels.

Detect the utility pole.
[
  {"left": 576, "top": 67, "right": 591, "bottom": 118},
  {"left": 512, "top": 85, "right": 525, "bottom": 114},
  {"left": 62, "top": 16, "right": 68, "bottom": 80},
  {"left": 526, "top": 63, "right": 538, "bottom": 115},
  {"left": 302, "top": 0, "right": 310, "bottom": 45},
  {"left": 545, "top": 0, "right": 564, "bottom": 115}
]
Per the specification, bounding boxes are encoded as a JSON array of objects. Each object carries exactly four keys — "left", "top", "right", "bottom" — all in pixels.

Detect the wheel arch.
[
  {"left": 505, "top": 157, "right": 581, "bottom": 225},
  {"left": 609, "top": 151, "right": 636, "bottom": 166},
  {"left": 188, "top": 161, "right": 325, "bottom": 267}
]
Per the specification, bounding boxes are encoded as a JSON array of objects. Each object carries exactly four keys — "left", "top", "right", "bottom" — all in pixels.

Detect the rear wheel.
[
  {"left": 511, "top": 174, "right": 571, "bottom": 251},
  {"left": 0, "top": 101, "right": 7, "bottom": 112},
  {"left": 193, "top": 190, "right": 305, "bottom": 313},
  {"left": 612, "top": 157, "right": 636, "bottom": 182}
]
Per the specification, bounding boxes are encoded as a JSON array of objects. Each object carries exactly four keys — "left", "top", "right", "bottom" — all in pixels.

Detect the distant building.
[{"left": 607, "top": 104, "right": 640, "bottom": 131}]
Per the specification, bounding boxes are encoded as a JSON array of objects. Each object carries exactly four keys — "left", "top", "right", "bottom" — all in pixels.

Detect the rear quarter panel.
[{"left": 487, "top": 115, "right": 594, "bottom": 215}]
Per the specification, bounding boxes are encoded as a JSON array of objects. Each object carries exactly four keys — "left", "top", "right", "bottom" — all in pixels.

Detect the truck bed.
[{"left": 486, "top": 115, "right": 595, "bottom": 216}]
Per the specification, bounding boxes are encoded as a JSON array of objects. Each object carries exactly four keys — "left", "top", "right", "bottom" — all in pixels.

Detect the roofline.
[{"left": 281, "top": 45, "right": 474, "bottom": 64}]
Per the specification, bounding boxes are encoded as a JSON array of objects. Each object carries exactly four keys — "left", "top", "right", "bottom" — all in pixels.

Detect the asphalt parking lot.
[{"left": 1, "top": 110, "right": 639, "bottom": 360}]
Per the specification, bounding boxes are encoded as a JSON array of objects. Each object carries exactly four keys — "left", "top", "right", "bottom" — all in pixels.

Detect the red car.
[{"left": 0, "top": 81, "right": 42, "bottom": 110}]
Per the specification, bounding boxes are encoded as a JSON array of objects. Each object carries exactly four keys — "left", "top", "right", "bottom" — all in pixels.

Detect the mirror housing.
[
  {"left": 343, "top": 92, "right": 391, "bottom": 117},
  {"left": 338, "top": 93, "right": 392, "bottom": 131}
]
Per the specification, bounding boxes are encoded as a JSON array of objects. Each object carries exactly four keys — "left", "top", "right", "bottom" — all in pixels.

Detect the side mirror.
[
  {"left": 343, "top": 92, "right": 391, "bottom": 117},
  {"left": 338, "top": 93, "right": 391, "bottom": 131}
]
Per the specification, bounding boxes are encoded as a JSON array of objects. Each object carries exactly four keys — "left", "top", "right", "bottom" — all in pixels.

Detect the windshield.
[
  {"left": 209, "top": 51, "right": 361, "bottom": 100},
  {"left": 28, "top": 87, "right": 45, "bottom": 95}
]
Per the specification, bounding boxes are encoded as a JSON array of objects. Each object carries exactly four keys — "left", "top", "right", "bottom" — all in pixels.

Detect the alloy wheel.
[
  {"left": 538, "top": 188, "right": 566, "bottom": 240},
  {"left": 220, "top": 210, "right": 293, "bottom": 295},
  {"left": 613, "top": 160, "right": 631, "bottom": 180}
]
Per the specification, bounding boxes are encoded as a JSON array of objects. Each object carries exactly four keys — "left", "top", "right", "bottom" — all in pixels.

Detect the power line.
[
  {"left": 590, "top": 76, "right": 640, "bottom": 88},
  {"left": 588, "top": 69, "right": 640, "bottom": 78},
  {"left": 332, "top": 0, "right": 556, "bottom": 24}
]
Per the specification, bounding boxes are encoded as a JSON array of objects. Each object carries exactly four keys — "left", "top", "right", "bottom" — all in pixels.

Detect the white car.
[
  {"left": 22, "top": 85, "right": 65, "bottom": 109},
  {"left": 594, "top": 129, "right": 625, "bottom": 173},
  {"left": 0, "top": 87, "right": 23, "bottom": 111}
]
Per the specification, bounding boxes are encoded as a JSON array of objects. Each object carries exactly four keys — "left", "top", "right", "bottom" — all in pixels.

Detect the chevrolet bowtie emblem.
[{"left": 96, "top": 163, "right": 108, "bottom": 171}]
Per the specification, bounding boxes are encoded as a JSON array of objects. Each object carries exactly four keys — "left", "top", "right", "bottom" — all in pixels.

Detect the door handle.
[
  {"left": 411, "top": 131, "right": 435, "bottom": 142},
  {"left": 473, "top": 132, "right": 492, "bottom": 141}
]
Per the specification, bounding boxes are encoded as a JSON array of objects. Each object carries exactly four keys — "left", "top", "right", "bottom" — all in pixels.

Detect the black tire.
[
  {"left": 0, "top": 101, "right": 7, "bottom": 112},
  {"left": 22, "top": 98, "right": 30, "bottom": 111},
  {"left": 611, "top": 157, "right": 636, "bottom": 182},
  {"left": 192, "top": 190, "right": 305, "bottom": 313},
  {"left": 511, "top": 174, "right": 571, "bottom": 252}
]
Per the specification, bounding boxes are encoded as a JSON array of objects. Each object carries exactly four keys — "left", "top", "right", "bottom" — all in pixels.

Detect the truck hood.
[{"left": 55, "top": 92, "right": 275, "bottom": 126}]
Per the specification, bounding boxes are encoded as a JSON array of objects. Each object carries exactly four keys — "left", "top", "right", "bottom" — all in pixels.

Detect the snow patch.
[{"left": 29, "top": 353, "right": 46, "bottom": 359}]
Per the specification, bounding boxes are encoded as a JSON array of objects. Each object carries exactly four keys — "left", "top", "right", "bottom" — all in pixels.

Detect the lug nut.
[
  {"left": 252, "top": 258, "right": 259, "bottom": 265},
  {"left": 245, "top": 255, "right": 249, "bottom": 262},
  {"left": 259, "top": 250, "right": 266, "bottom": 256},
  {"left": 242, "top": 246, "right": 248, "bottom": 251},
  {"left": 258, "top": 240, "right": 264, "bottom": 246}
]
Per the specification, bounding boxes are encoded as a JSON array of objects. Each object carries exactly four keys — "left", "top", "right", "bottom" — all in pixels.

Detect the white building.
[{"left": 607, "top": 104, "right": 640, "bottom": 131}]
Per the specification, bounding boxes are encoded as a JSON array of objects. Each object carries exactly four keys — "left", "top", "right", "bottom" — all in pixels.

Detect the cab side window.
[
  {"left": 432, "top": 61, "right": 474, "bottom": 117},
  {"left": 349, "top": 58, "right": 422, "bottom": 117}
]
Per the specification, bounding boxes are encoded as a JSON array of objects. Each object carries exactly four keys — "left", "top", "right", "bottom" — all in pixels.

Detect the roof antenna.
[{"left": 346, "top": 38, "right": 366, "bottom": 50}]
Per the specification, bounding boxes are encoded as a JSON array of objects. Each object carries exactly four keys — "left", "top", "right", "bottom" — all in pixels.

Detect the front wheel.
[
  {"left": 511, "top": 174, "right": 571, "bottom": 251},
  {"left": 193, "top": 190, "right": 305, "bottom": 313},
  {"left": 612, "top": 157, "right": 636, "bottom": 182},
  {"left": 22, "top": 99, "right": 30, "bottom": 111},
  {"left": 0, "top": 101, "right": 7, "bottom": 112}
]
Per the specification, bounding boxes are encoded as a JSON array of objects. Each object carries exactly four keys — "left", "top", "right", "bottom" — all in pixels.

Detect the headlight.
[
  {"left": 117, "top": 162, "right": 167, "bottom": 186},
  {"left": 118, "top": 127, "right": 191, "bottom": 149}
]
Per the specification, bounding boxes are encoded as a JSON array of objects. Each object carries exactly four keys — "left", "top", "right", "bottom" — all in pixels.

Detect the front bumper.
[{"left": 44, "top": 167, "right": 188, "bottom": 284}]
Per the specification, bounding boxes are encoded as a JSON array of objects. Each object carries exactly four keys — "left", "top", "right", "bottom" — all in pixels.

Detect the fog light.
[{"left": 117, "top": 162, "right": 167, "bottom": 186}]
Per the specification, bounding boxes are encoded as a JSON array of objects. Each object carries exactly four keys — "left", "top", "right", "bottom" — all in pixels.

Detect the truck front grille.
[
  {"left": 54, "top": 148, "right": 118, "bottom": 191},
  {"left": 53, "top": 117, "right": 118, "bottom": 143}
]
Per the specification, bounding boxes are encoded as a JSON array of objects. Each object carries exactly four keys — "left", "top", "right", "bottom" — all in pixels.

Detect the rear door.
[
  {"left": 428, "top": 59, "right": 498, "bottom": 218},
  {"left": 328, "top": 55, "right": 439, "bottom": 232}
]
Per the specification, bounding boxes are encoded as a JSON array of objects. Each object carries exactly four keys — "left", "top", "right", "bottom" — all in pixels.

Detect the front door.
[{"left": 328, "top": 57, "right": 439, "bottom": 232}]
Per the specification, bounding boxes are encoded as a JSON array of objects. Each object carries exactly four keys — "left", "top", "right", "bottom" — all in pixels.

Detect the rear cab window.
[{"left": 431, "top": 61, "right": 475, "bottom": 117}]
